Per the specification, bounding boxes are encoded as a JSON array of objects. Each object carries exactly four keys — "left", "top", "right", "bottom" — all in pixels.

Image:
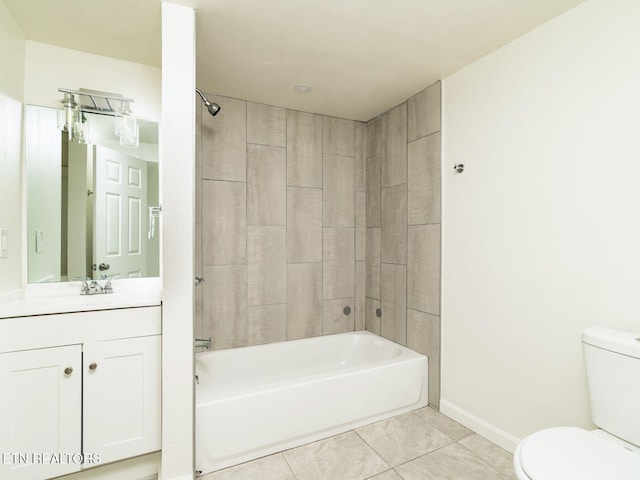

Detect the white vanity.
[{"left": 0, "top": 282, "right": 162, "bottom": 480}]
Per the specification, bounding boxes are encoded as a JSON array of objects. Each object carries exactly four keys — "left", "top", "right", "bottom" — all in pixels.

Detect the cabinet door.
[
  {"left": 83, "top": 336, "right": 161, "bottom": 465},
  {"left": 0, "top": 345, "right": 82, "bottom": 480}
]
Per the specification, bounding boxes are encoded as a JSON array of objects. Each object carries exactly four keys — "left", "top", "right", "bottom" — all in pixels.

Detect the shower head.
[{"left": 196, "top": 88, "right": 221, "bottom": 117}]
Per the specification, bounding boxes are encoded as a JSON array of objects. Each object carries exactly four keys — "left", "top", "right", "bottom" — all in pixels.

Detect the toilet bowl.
[
  {"left": 513, "top": 326, "right": 640, "bottom": 480},
  {"left": 514, "top": 427, "right": 640, "bottom": 480}
]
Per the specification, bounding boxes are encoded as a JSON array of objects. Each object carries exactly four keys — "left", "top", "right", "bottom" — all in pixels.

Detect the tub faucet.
[{"left": 195, "top": 337, "right": 212, "bottom": 350}]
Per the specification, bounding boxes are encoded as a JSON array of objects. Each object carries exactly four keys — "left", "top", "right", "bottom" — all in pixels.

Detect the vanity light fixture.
[{"left": 57, "top": 88, "right": 138, "bottom": 147}]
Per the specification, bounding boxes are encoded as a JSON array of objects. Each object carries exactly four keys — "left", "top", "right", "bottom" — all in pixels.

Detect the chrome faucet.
[
  {"left": 77, "top": 274, "right": 123, "bottom": 295},
  {"left": 195, "top": 337, "right": 212, "bottom": 350},
  {"left": 77, "top": 278, "right": 103, "bottom": 295}
]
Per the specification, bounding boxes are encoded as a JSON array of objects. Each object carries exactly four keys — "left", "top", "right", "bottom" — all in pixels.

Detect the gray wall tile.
[
  {"left": 355, "top": 192, "right": 366, "bottom": 261},
  {"left": 287, "top": 263, "right": 323, "bottom": 340},
  {"left": 365, "top": 228, "right": 381, "bottom": 299},
  {"left": 323, "top": 116, "right": 355, "bottom": 156},
  {"left": 407, "top": 225, "right": 441, "bottom": 315},
  {"left": 381, "top": 103, "right": 407, "bottom": 188},
  {"left": 408, "top": 81, "right": 441, "bottom": 141},
  {"left": 355, "top": 261, "right": 365, "bottom": 331},
  {"left": 323, "top": 154, "right": 355, "bottom": 227},
  {"left": 366, "top": 117, "right": 382, "bottom": 158},
  {"left": 247, "top": 144, "right": 286, "bottom": 226},
  {"left": 408, "top": 133, "right": 441, "bottom": 225},
  {"left": 202, "top": 95, "right": 246, "bottom": 181},
  {"left": 365, "top": 297, "right": 381, "bottom": 335},
  {"left": 323, "top": 298, "right": 355, "bottom": 335},
  {"left": 381, "top": 184, "right": 407, "bottom": 264},
  {"left": 203, "top": 265, "right": 247, "bottom": 349},
  {"left": 323, "top": 227, "right": 355, "bottom": 299},
  {"left": 247, "top": 304, "right": 287, "bottom": 346},
  {"left": 287, "top": 187, "right": 322, "bottom": 263},
  {"left": 407, "top": 309, "right": 441, "bottom": 407},
  {"left": 366, "top": 154, "right": 381, "bottom": 227},
  {"left": 247, "top": 226, "right": 286, "bottom": 306},
  {"left": 247, "top": 101, "right": 286, "bottom": 147},
  {"left": 202, "top": 180, "right": 246, "bottom": 265},
  {"left": 355, "top": 122, "right": 366, "bottom": 192},
  {"left": 287, "top": 110, "right": 322, "bottom": 188},
  {"left": 381, "top": 263, "right": 407, "bottom": 345}
]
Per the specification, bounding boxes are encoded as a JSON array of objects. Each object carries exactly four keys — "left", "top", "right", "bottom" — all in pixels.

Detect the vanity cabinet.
[
  {"left": 0, "top": 345, "right": 82, "bottom": 480},
  {"left": 83, "top": 335, "right": 161, "bottom": 464},
  {"left": 0, "top": 306, "right": 161, "bottom": 480}
]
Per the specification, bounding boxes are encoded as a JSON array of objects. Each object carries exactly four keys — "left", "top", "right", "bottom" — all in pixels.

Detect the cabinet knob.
[
  {"left": 89, "top": 362, "right": 98, "bottom": 371},
  {"left": 64, "top": 367, "right": 73, "bottom": 375}
]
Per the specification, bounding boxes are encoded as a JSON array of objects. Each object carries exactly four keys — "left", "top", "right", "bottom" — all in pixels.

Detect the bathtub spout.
[{"left": 195, "top": 337, "right": 212, "bottom": 350}]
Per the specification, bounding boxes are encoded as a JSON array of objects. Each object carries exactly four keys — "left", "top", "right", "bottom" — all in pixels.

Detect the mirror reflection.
[{"left": 26, "top": 105, "right": 160, "bottom": 283}]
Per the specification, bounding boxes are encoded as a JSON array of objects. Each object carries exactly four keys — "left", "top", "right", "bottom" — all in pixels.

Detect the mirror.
[{"left": 26, "top": 105, "right": 160, "bottom": 283}]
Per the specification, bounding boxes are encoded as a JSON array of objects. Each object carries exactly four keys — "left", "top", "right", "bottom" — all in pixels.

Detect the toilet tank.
[{"left": 582, "top": 326, "right": 640, "bottom": 447}]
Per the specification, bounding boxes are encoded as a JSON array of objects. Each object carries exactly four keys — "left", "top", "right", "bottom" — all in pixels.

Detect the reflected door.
[{"left": 94, "top": 146, "right": 148, "bottom": 279}]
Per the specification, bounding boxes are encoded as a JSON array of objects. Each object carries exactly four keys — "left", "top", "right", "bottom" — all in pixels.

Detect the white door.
[
  {"left": 82, "top": 336, "right": 161, "bottom": 465},
  {"left": 94, "top": 146, "right": 148, "bottom": 279},
  {"left": 0, "top": 345, "right": 82, "bottom": 480}
]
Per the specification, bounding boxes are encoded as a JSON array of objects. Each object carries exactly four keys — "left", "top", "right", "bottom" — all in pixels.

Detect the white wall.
[
  {"left": 0, "top": 0, "right": 25, "bottom": 293},
  {"left": 160, "top": 3, "right": 195, "bottom": 480},
  {"left": 24, "top": 41, "right": 161, "bottom": 121},
  {"left": 441, "top": 0, "right": 640, "bottom": 452}
]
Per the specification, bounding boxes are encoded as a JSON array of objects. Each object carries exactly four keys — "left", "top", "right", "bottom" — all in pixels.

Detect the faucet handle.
[
  {"left": 74, "top": 276, "right": 91, "bottom": 294},
  {"left": 104, "top": 274, "right": 124, "bottom": 293}
]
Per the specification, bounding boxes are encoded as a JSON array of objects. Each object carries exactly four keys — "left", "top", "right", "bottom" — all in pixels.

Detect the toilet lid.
[{"left": 519, "top": 427, "right": 640, "bottom": 480}]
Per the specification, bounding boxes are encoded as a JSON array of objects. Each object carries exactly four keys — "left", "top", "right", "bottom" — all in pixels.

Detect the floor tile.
[
  {"left": 458, "top": 434, "right": 515, "bottom": 479},
  {"left": 356, "top": 412, "right": 454, "bottom": 467},
  {"left": 395, "top": 443, "right": 507, "bottom": 480},
  {"left": 414, "top": 406, "right": 473, "bottom": 441},
  {"left": 283, "top": 431, "right": 389, "bottom": 480},
  {"left": 199, "top": 453, "right": 295, "bottom": 480},
  {"left": 367, "top": 470, "right": 403, "bottom": 480}
]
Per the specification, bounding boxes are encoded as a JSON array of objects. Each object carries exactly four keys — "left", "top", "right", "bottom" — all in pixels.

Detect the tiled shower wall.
[
  {"left": 194, "top": 95, "right": 367, "bottom": 349},
  {"left": 364, "top": 82, "right": 442, "bottom": 407}
]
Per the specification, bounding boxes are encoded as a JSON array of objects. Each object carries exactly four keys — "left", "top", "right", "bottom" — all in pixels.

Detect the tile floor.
[{"left": 199, "top": 406, "right": 517, "bottom": 480}]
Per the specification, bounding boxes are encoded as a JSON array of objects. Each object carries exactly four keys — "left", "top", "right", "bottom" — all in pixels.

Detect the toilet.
[{"left": 514, "top": 326, "right": 640, "bottom": 480}]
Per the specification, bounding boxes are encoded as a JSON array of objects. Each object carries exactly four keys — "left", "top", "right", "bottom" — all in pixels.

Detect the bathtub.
[{"left": 195, "top": 331, "right": 429, "bottom": 474}]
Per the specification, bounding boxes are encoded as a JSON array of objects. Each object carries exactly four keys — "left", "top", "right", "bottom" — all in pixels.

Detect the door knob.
[
  {"left": 64, "top": 367, "right": 73, "bottom": 375},
  {"left": 98, "top": 263, "right": 110, "bottom": 271},
  {"left": 88, "top": 362, "right": 98, "bottom": 371}
]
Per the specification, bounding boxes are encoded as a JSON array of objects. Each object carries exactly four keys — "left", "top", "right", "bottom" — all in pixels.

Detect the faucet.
[
  {"left": 77, "top": 277, "right": 103, "bottom": 295},
  {"left": 195, "top": 337, "right": 212, "bottom": 350},
  {"left": 77, "top": 274, "right": 123, "bottom": 295}
]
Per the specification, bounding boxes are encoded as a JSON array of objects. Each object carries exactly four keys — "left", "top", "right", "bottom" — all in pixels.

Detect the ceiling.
[{"left": 5, "top": 0, "right": 585, "bottom": 121}]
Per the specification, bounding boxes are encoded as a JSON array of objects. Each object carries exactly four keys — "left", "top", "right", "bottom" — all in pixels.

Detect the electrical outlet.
[{"left": 0, "top": 229, "right": 7, "bottom": 259}]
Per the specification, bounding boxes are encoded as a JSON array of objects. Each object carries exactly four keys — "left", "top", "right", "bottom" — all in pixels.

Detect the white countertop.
[{"left": 0, "top": 278, "right": 162, "bottom": 319}]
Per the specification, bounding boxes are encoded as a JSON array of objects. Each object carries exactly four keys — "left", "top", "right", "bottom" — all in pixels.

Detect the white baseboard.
[
  {"left": 165, "top": 475, "right": 193, "bottom": 480},
  {"left": 58, "top": 453, "right": 160, "bottom": 480},
  {"left": 439, "top": 399, "right": 521, "bottom": 453}
]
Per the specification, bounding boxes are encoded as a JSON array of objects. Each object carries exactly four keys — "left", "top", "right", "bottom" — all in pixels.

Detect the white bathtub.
[{"left": 195, "top": 331, "right": 429, "bottom": 474}]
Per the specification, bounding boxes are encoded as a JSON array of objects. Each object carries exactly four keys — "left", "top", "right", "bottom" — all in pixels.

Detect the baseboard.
[
  {"left": 165, "top": 475, "right": 193, "bottom": 480},
  {"left": 57, "top": 452, "right": 160, "bottom": 480},
  {"left": 439, "top": 399, "right": 521, "bottom": 453}
]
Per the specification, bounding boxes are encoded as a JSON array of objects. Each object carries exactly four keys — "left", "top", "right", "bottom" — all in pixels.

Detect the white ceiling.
[{"left": 5, "top": 0, "right": 585, "bottom": 121}]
